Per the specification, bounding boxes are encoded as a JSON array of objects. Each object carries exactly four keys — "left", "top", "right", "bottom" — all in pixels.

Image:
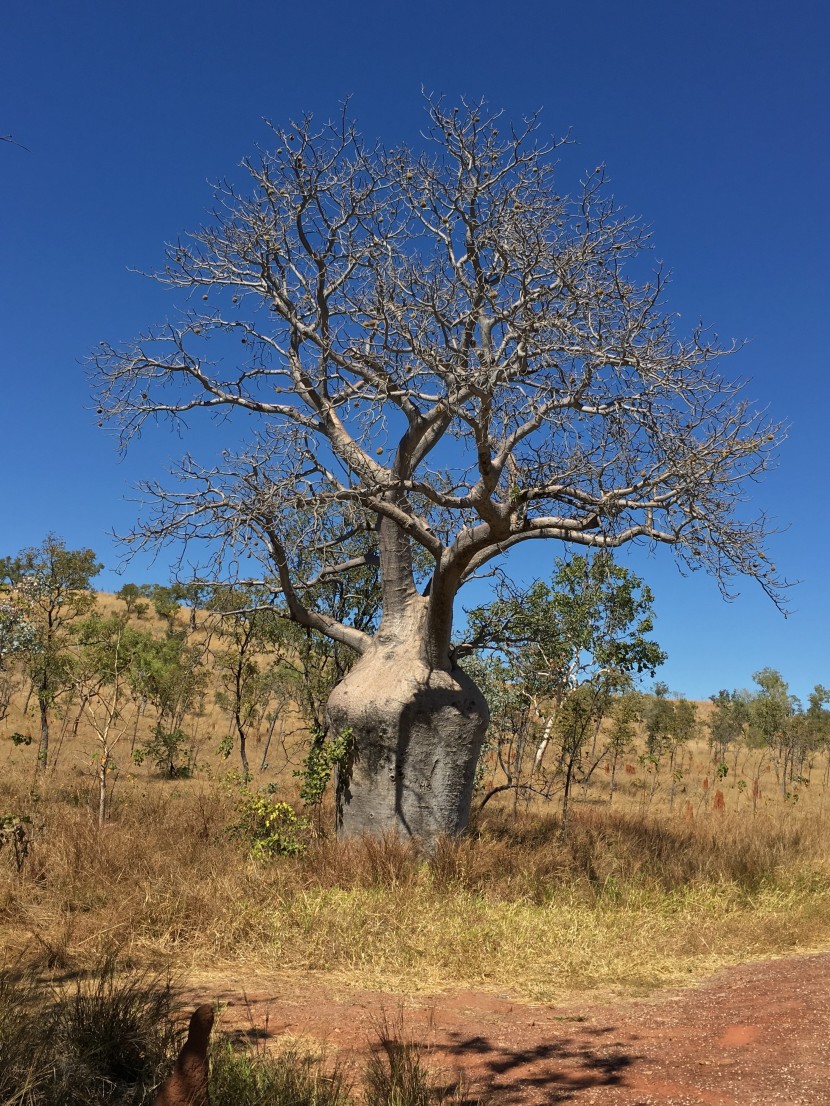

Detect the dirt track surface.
[{"left": 192, "top": 951, "right": 830, "bottom": 1105}]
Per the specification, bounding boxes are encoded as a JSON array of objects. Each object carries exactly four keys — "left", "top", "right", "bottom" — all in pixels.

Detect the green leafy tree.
[
  {"left": 708, "top": 689, "right": 750, "bottom": 765},
  {"left": 171, "top": 580, "right": 214, "bottom": 633},
  {"left": 114, "top": 582, "right": 152, "bottom": 618},
  {"left": 462, "top": 653, "right": 536, "bottom": 814},
  {"left": 0, "top": 536, "right": 101, "bottom": 771},
  {"left": 0, "top": 588, "right": 36, "bottom": 724},
  {"left": 149, "top": 585, "right": 181, "bottom": 632},
  {"left": 644, "top": 681, "right": 674, "bottom": 756},
  {"left": 209, "top": 586, "right": 288, "bottom": 782},
  {"left": 641, "top": 684, "right": 698, "bottom": 808},
  {"left": 553, "top": 677, "right": 623, "bottom": 827},
  {"left": 748, "top": 668, "right": 800, "bottom": 797},
  {"left": 666, "top": 697, "right": 698, "bottom": 808},
  {"left": 802, "top": 686, "right": 830, "bottom": 786},
  {"left": 606, "top": 690, "right": 643, "bottom": 802},
  {"left": 74, "top": 612, "right": 148, "bottom": 825},
  {"left": 462, "top": 552, "right": 665, "bottom": 822},
  {"left": 783, "top": 684, "right": 830, "bottom": 789},
  {"left": 0, "top": 591, "right": 36, "bottom": 668},
  {"left": 129, "top": 632, "right": 208, "bottom": 776}
]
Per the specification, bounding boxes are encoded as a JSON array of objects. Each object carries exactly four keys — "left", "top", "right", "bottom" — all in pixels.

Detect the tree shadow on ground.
[{"left": 395, "top": 1025, "right": 638, "bottom": 1104}]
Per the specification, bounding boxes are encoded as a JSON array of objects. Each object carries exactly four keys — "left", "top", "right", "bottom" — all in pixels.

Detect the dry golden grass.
[{"left": 2, "top": 768, "right": 829, "bottom": 1003}]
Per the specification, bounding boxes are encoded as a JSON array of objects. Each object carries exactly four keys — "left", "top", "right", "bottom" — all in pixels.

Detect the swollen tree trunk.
[{"left": 326, "top": 595, "right": 488, "bottom": 842}]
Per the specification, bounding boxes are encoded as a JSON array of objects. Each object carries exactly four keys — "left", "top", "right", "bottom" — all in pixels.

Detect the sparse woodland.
[{"left": 2, "top": 536, "right": 828, "bottom": 828}]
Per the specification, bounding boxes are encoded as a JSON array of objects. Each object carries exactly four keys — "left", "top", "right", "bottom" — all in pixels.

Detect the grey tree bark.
[{"left": 327, "top": 596, "right": 488, "bottom": 839}]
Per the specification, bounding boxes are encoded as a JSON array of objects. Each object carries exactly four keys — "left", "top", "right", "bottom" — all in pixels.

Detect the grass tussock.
[
  {"left": 209, "top": 1041, "right": 353, "bottom": 1106},
  {"left": 0, "top": 961, "right": 179, "bottom": 1106},
  {"left": 1, "top": 773, "right": 830, "bottom": 999}
]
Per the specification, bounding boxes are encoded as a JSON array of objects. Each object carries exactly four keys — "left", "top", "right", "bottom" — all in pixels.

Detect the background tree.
[
  {"left": 208, "top": 586, "right": 285, "bottom": 782},
  {"left": 171, "top": 580, "right": 214, "bottom": 633},
  {"left": 129, "top": 631, "right": 208, "bottom": 778},
  {"left": 644, "top": 681, "right": 674, "bottom": 757},
  {"left": 801, "top": 686, "right": 830, "bottom": 787},
  {"left": 748, "top": 668, "right": 800, "bottom": 798},
  {"left": 149, "top": 585, "right": 181, "bottom": 632},
  {"left": 73, "top": 612, "right": 145, "bottom": 826},
  {"left": 664, "top": 697, "right": 698, "bottom": 809},
  {"left": 606, "top": 689, "right": 643, "bottom": 802},
  {"left": 0, "top": 536, "right": 101, "bottom": 771},
  {"left": 641, "top": 684, "right": 698, "bottom": 808},
  {"left": 462, "top": 653, "right": 536, "bottom": 814},
  {"left": 462, "top": 552, "right": 665, "bottom": 824},
  {"left": 708, "top": 689, "right": 750, "bottom": 769},
  {"left": 115, "top": 582, "right": 151, "bottom": 619},
  {"left": 93, "top": 100, "right": 784, "bottom": 842},
  {"left": 0, "top": 589, "right": 37, "bottom": 724}
]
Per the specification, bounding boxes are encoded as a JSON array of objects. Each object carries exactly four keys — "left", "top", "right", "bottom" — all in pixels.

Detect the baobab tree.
[{"left": 92, "top": 99, "right": 784, "bottom": 842}]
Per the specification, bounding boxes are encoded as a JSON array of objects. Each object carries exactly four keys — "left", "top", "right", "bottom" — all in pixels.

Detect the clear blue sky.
[{"left": 2, "top": 0, "right": 828, "bottom": 703}]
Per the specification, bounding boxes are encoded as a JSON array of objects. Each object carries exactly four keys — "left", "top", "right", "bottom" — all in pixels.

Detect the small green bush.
[
  {"left": 228, "top": 791, "right": 309, "bottom": 858},
  {"left": 210, "top": 1041, "right": 351, "bottom": 1106},
  {"left": 296, "top": 728, "right": 354, "bottom": 809}
]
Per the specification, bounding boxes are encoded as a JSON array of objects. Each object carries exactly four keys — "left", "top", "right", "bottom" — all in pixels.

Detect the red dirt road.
[{"left": 194, "top": 951, "right": 830, "bottom": 1104}]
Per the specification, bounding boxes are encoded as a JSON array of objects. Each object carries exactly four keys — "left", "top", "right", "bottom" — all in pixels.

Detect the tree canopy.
[{"left": 93, "top": 99, "right": 784, "bottom": 662}]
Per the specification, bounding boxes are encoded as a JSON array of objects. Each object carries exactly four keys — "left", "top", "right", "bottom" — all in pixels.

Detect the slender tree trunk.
[
  {"left": 98, "top": 757, "right": 108, "bottom": 829},
  {"left": 609, "top": 748, "right": 619, "bottom": 803},
  {"left": 668, "top": 747, "right": 677, "bottom": 811},
  {"left": 36, "top": 688, "right": 49, "bottom": 772},
  {"left": 260, "top": 710, "right": 280, "bottom": 774},
  {"left": 780, "top": 747, "right": 790, "bottom": 798},
  {"left": 560, "top": 756, "right": 576, "bottom": 836},
  {"left": 533, "top": 714, "right": 555, "bottom": 774},
  {"left": 237, "top": 728, "right": 250, "bottom": 783},
  {"left": 752, "top": 754, "right": 766, "bottom": 814},
  {"left": 130, "top": 697, "right": 146, "bottom": 756}
]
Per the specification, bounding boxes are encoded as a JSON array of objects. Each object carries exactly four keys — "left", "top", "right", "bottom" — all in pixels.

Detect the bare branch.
[{"left": 92, "top": 98, "right": 786, "bottom": 669}]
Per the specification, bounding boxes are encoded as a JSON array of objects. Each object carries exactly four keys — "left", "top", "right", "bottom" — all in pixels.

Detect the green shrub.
[
  {"left": 133, "top": 728, "right": 192, "bottom": 779},
  {"left": 228, "top": 791, "right": 309, "bottom": 858},
  {"left": 210, "top": 1041, "right": 351, "bottom": 1106},
  {"left": 296, "top": 728, "right": 354, "bottom": 809}
]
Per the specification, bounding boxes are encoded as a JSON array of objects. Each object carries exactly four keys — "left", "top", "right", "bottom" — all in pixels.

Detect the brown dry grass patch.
[{"left": 2, "top": 771, "right": 830, "bottom": 1002}]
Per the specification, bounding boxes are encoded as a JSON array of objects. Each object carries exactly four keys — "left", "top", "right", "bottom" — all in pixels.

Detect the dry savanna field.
[{"left": 2, "top": 594, "right": 829, "bottom": 1008}]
